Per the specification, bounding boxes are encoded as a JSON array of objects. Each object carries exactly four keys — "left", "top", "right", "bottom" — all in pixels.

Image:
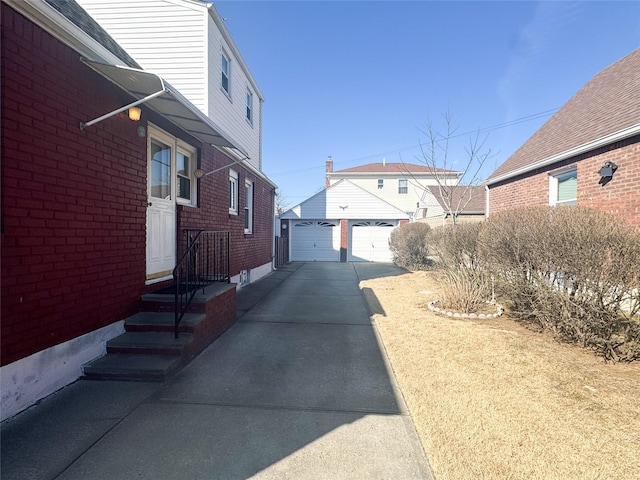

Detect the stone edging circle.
[{"left": 427, "top": 300, "right": 504, "bottom": 319}]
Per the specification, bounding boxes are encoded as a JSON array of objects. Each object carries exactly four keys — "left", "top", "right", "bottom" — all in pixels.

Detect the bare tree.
[
  {"left": 404, "top": 111, "right": 493, "bottom": 225},
  {"left": 274, "top": 189, "right": 289, "bottom": 215}
]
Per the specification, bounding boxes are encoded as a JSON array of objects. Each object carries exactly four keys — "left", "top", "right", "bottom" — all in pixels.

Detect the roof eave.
[{"left": 486, "top": 123, "right": 640, "bottom": 186}]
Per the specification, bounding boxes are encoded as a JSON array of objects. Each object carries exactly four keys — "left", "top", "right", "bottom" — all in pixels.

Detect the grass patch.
[{"left": 362, "top": 269, "right": 640, "bottom": 480}]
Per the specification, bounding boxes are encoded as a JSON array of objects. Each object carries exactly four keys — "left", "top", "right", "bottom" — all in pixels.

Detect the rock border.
[{"left": 427, "top": 300, "right": 504, "bottom": 319}]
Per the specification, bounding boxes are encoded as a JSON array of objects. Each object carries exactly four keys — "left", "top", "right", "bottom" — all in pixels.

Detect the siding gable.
[{"left": 281, "top": 180, "right": 410, "bottom": 220}]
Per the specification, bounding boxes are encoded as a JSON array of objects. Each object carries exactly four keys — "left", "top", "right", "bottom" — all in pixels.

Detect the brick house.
[
  {"left": 1, "top": 0, "right": 275, "bottom": 420},
  {"left": 485, "top": 49, "right": 640, "bottom": 228}
]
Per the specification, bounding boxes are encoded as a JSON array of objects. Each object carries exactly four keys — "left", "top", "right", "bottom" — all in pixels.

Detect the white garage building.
[{"left": 280, "top": 180, "right": 409, "bottom": 262}]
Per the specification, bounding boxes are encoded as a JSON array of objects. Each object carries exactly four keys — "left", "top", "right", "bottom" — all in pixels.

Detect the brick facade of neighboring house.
[
  {"left": 1, "top": 0, "right": 274, "bottom": 418},
  {"left": 486, "top": 49, "right": 640, "bottom": 229}
]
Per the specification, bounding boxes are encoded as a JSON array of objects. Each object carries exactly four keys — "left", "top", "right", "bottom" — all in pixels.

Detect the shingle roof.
[
  {"left": 45, "top": 0, "right": 140, "bottom": 68},
  {"left": 332, "top": 162, "right": 459, "bottom": 174},
  {"left": 487, "top": 48, "right": 640, "bottom": 183},
  {"left": 427, "top": 185, "right": 486, "bottom": 213}
]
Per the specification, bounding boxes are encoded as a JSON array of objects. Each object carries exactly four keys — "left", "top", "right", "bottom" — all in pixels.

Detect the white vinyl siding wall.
[
  {"left": 77, "top": 0, "right": 263, "bottom": 171},
  {"left": 328, "top": 175, "right": 459, "bottom": 215},
  {"left": 76, "top": 0, "right": 208, "bottom": 112},
  {"left": 281, "top": 180, "right": 409, "bottom": 221},
  {"left": 207, "top": 16, "right": 261, "bottom": 170}
]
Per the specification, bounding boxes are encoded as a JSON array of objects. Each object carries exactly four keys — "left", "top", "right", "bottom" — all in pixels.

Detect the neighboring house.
[
  {"left": 280, "top": 179, "right": 410, "bottom": 262},
  {"left": 280, "top": 157, "right": 461, "bottom": 262},
  {"left": 415, "top": 185, "right": 486, "bottom": 227},
  {"left": 485, "top": 49, "right": 640, "bottom": 228},
  {"left": 326, "top": 157, "right": 462, "bottom": 217},
  {"left": 1, "top": 0, "right": 275, "bottom": 420}
]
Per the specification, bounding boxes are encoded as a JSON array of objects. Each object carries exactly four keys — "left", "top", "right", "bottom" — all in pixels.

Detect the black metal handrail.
[{"left": 173, "top": 230, "right": 230, "bottom": 338}]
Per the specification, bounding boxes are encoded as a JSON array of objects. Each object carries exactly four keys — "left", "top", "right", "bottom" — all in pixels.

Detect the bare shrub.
[
  {"left": 429, "top": 223, "right": 492, "bottom": 312},
  {"left": 389, "top": 222, "right": 432, "bottom": 269},
  {"left": 480, "top": 206, "right": 640, "bottom": 362},
  {"left": 440, "top": 267, "right": 491, "bottom": 313}
]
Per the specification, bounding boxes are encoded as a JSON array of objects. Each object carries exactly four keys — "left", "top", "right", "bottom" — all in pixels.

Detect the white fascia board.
[
  {"left": 214, "top": 145, "right": 277, "bottom": 189},
  {"left": 486, "top": 123, "right": 640, "bottom": 186},
  {"left": 4, "top": 0, "right": 130, "bottom": 67},
  {"left": 206, "top": 2, "right": 264, "bottom": 101}
]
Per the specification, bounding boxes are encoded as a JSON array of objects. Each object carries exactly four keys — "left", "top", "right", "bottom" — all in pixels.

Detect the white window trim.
[
  {"left": 229, "top": 169, "right": 239, "bottom": 215},
  {"left": 246, "top": 88, "right": 253, "bottom": 126},
  {"left": 148, "top": 124, "right": 198, "bottom": 207},
  {"left": 549, "top": 167, "right": 577, "bottom": 207},
  {"left": 221, "top": 51, "right": 231, "bottom": 99},
  {"left": 176, "top": 140, "right": 197, "bottom": 206},
  {"left": 398, "top": 178, "right": 408, "bottom": 194},
  {"left": 377, "top": 179, "right": 384, "bottom": 189},
  {"left": 244, "top": 179, "right": 253, "bottom": 234}
]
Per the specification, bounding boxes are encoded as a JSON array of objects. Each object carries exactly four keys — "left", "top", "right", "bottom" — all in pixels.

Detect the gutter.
[{"left": 485, "top": 123, "right": 640, "bottom": 186}]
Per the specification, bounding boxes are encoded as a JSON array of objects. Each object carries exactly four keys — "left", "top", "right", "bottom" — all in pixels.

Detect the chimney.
[
  {"left": 326, "top": 156, "right": 333, "bottom": 188},
  {"left": 382, "top": 157, "right": 386, "bottom": 166}
]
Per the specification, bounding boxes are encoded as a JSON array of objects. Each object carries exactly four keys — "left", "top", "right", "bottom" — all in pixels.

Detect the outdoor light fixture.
[
  {"left": 598, "top": 161, "right": 618, "bottom": 186},
  {"left": 128, "top": 107, "right": 142, "bottom": 121}
]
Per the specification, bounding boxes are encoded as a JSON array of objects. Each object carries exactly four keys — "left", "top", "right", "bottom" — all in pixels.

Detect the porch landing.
[{"left": 83, "top": 283, "right": 236, "bottom": 382}]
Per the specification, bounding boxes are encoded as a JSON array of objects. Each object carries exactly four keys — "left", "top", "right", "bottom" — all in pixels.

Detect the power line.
[{"left": 266, "top": 108, "right": 558, "bottom": 177}]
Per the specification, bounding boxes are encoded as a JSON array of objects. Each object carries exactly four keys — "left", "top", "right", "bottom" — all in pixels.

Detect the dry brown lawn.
[{"left": 361, "top": 269, "right": 640, "bottom": 480}]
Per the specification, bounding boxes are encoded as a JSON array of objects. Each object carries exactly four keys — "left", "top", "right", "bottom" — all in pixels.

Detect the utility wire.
[{"left": 266, "top": 108, "right": 557, "bottom": 177}]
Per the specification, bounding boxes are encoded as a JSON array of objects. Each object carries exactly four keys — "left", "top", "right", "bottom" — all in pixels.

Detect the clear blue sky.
[{"left": 214, "top": 1, "right": 640, "bottom": 208}]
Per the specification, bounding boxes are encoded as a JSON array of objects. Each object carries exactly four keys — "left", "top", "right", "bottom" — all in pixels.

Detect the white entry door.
[
  {"left": 146, "top": 133, "right": 176, "bottom": 280},
  {"left": 290, "top": 220, "right": 340, "bottom": 261},
  {"left": 349, "top": 221, "right": 396, "bottom": 262}
]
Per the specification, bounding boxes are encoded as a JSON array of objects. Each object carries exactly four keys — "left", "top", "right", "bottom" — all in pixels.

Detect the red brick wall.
[
  {"left": 1, "top": 6, "right": 275, "bottom": 366},
  {"left": 175, "top": 144, "right": 275, "bottom": 275},
  {"left": 1, "top": 5, "right": 149, "bottom": 365},
  {"left": 488, "top": 136, "right": 640, "bottom": 229}
]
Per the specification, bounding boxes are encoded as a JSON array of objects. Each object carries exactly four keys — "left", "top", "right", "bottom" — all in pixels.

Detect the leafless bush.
[
  {"left": 429, "top": 223, "right": 492, "bottom": 311},
  {"left": 480, "top": 206, "right": 640, "bottom": 362},
  {"left": 429, "top": 223, "right": 485, "bottom": 271},
  {"left": 389, "top": 222, "right": 432, "bottom": 269},
  {"left": 440, "top": 267, "right": 491, "bottom": 313}
]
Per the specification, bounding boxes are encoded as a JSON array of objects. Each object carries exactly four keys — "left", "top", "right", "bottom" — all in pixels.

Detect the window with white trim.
[
  {"left": 221, "top": 52, "right": 231, "bottom": 96},
  {"left": 244, "top": 180, "right": 254, "bottom": 234},
  {"left": 398, "top": 178, "right": 408, "bottom": 194},
  {"left": 377, "top": 179, "right": 384, "bottom": 189},
  {"left": 246, "top": 89, "right": 253, "bottom": 124},
  {"left": 229, "top": 169, "right": 238, "bottom": 214},
  {"left": 549, "top": 168, "right": 577, "bottom": 206},
  {"left": 148, "top": 125, "right": 197, "bottom": 206},
  {"left": 176, "top": 143, "right": 197, "bottom": 203}
]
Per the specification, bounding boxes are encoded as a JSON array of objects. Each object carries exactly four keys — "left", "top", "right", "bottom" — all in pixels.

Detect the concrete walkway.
[{"left": 1, "top": 262, "right": 433, "bottom": 480}]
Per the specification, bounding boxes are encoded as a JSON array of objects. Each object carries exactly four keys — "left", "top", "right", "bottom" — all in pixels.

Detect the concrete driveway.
[{"left": 1, "top": 262, "right": 433, "bottom": 479}]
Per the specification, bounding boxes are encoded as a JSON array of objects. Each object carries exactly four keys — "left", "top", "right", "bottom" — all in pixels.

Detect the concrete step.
[
  {"left": 106, "top": 332, "right": 194, "bottom": 356},
  {"left": 83, "top": 354, "right": 182, "bottom": 382},
  {"left": 124, "top": 311, "right": 205, "bottom": 334}
]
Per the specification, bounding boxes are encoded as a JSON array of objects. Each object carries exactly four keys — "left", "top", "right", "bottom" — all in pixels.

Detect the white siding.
[
  {"left": 77, "top": 0, "right": 208, "bottom": 111},
  {"left": 328, "top": 174, "right": 455, "bottom": 215},
  {"left": 77, "top": 0, "right": 262, "bottom": 170},
  {"left": 206, "top": 15, "right": 261, "bottom": 170},
  {"left": 281, "top": 180, "right": 410, "bottom": 220}
]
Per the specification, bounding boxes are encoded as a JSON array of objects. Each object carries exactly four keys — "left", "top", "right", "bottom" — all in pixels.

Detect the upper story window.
[
  {"left": 244, "top": 180, "right": 254, "bottom": 234},
  {"left": 378, "top": 179, "right": 384, "bottom": 189},
  {"left": 398, "top": 178, "right": 408, "bottom": 194},
  {"left": 246, "top": 89, "right": 253, "bottom": 124},
  {"left": 229, "top": 169, "right": 238, "bottom": 214},
  {"left": 221, "top": 52, "right": 231, "bottom": 96},
  {"left": 549, "top": 168, "right": 577, "bottom": 206}
]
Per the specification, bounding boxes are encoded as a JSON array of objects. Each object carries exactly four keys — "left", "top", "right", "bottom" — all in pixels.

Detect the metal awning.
[{"left": 80, "top": 58, "right": 249, "bottom": 158}]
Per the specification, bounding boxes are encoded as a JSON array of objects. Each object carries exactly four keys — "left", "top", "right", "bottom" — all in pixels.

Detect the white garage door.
[
  {"left": 349, "top": 221, "right": 396, "bottom": 262},
  {"left": 291, "top": 220, "right": 340, "bottom": 262}
]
